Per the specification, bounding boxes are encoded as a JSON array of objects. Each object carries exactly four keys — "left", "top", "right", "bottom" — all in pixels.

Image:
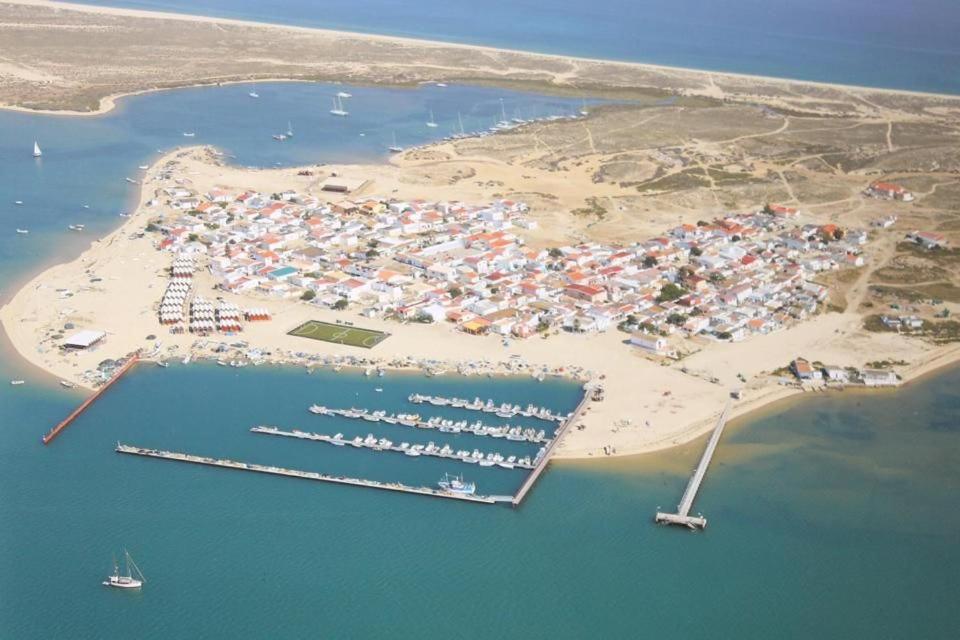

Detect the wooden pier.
[
  {"left": 655, "top": 399, "right": 732, "bottom": 530},
  {"left": 250, "top": 426, "right": 538, "bottom": 470},
  {"left": 42, "top": 355, "right": 140, "bottom": 445},
  {"left": 511, "top": 393, "right": 591, "bottom": 507},
  {"left": 115, "top": 443, "right": 499, "bottom": 504}
]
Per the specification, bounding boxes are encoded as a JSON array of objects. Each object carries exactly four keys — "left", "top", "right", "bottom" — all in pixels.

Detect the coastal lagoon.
[
  {"left": 74, "top": 0, "right": 960, "bottom": 95},
  {"left": 1, "top": 82, "right": 959, "bottom": 638}
]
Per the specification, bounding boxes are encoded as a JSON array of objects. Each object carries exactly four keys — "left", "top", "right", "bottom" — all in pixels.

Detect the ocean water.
[
  {"left": 1, "top": 360, "right": 958, "bottom": 637},
  {"left": 73, "top": 0, "right": 960, "bottom": 94},
  {"left": 0, "top": 83, "right": 958, "bottom": 637}
]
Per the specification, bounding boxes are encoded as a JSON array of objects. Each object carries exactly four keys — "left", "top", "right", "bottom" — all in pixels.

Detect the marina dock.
[
  {"left": 115, "top": 443, "right": 501, "bottom": 504},
  {"left": 308, "top": 405, "right": 553, "bottom": 444},
  {"left": 251, "top": 426, "right": 539, "bottom": 470},
  {"left": 655, "top": 399, "right": 732, "bottom": 530},
  {"left": 408, "top": 393, "right": 567, "bottom": 423},
  {"left": 42, "top": 355, "right": 140, "bottom": 445},
  {"left": 511, "top": 392, "right": 590, "bottom": 507}
]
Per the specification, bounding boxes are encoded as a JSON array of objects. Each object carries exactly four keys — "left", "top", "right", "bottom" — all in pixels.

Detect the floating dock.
[
  {"left": 251, "top": 426, "right": 538, "bottom": 470},
  {"left": 511, "top": 393, "right": 591, "bottom": 507},
  {"left": 115, "top": 443, "right": 503, "bottom": 504},
  {"left": 308, "top": 405, "right": 553, "bottom": 444},
  {"left": 655, "top": 400, "right": 732, "bottom": 530},
  {"left": 42, "top": 355, "right": 140, "bottom": 445},
  {"left": 408, "top": 393, "right": 566, "bottom": 423}
]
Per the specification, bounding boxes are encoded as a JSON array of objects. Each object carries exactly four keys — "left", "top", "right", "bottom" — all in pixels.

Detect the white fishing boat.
[
  {"left": 138, "top": 165, "right": 149, "bottom": 170},
  {"left": 182, "top": 132, "right": 196, "bottom": 137},
  {"left": 438, "top": 473, "right": 476, "bottom": 495},
  {"left": 16, "top": 229, "right": 29, "bottom": 235},
  {"left": 426, "top": 109, "right": 438, "bottom": 128},
  {"left": 103, "top": 549, "right": 145, "bottom": 590},
  {"left": 272, "top": 133, "right": 288, "bottom": 141},
  {"left": 10, "top": 380, "right": 25, "bottom": 385},
  {"left": 248, "top": 88, "right": 260, "bottom": 98},
  {"left": 33, "top": 141, "right": 42, "bottom": 157},
  {"left": 14, "top": 200, "right": 23, "bottom": 205},
  {"left": 59, "top": 380, "right": 75, "bottom": 388},
  {"left": 435, "top": 82, "right": 447, "bottom": 88},
  {"left": 330, "top": 95, "right": 349, "bottom": 117}
]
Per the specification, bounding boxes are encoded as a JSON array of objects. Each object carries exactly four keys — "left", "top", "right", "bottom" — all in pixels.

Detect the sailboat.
[
  {"left": 496, "top": 98, "right": 510, "bottom": 128},
  {"left": 33, "top": 141, "right": 42, "bottom": 158},
  {"left": 388, "top": 131, "right": 403, "bottom": 153},
  {"left": 286, "top": 121, "right": 294, "bottom": 138},
  {"left": 248, "top": 85, "right": 260, "bottom": 98},
  {"left": 273, "top": 121, "right": 289, "bottom": 141},
  {"left": 103, "top": 549, "right": 146, "bottom": 589},
  {"left": 330, "top": 95, "right": 349, "bottom": 117},
  {"left": 456, "top": 112, "right": 467, "bottom": 138},
  {"left": 579, "top": 98, "right": 589, "bottom": 117},
  {"left": 426, "top": 109, "right": 438, "bottom": 128}
]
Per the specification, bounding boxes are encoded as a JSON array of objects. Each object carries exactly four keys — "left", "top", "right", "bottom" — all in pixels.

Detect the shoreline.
[
  {"left": 1, "top": 0, "right": 959, "bottom": 119},
  {"left": 4, "top": 144, "right": 960, "bottom": 462}
]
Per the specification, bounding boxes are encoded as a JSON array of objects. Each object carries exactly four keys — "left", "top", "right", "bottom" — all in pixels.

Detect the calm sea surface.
[
  {"left": 0, "top": 82, "right": 958, "bottom": 638},
  {"left": 74, "top": 0, "right": 960, "bottom": 94}
]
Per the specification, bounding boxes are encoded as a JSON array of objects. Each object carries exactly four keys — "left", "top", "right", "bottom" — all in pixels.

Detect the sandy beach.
[
  {"left": 3, "top": 0, "right": 960, "bottom": 118},
  {"left": 3, "top": 145, "right": 957, "bottom": 461}
]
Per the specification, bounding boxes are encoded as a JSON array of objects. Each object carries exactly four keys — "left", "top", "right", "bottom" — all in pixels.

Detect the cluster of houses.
[
  {"left": 864, "top": 180, "right": 914, "bottom": 202},
  {"left": 791, "top": 357, "right": 899, "bottom": 387},
  {"left": 146, "top": 182, "right": 870, "bottom": 347}
]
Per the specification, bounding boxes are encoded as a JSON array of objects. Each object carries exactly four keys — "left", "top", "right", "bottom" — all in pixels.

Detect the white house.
[{"left": 630, "top": 332, "right": 667, "bottom": 353}]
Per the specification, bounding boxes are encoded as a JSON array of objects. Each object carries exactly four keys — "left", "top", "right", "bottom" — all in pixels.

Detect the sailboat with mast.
[
  {"left": 330, "top": 95, "right": 349, "bottom": 117},
  {"left": 32, "top": 141, "right": 42, "bottom": 158},
  {"left": 388, "top": 131, "right": 403, "bottom": 153},
  {"left": 103, "top": 549, "right": 146, "bottom": 589},
  {"left": 426, "top": 109, "right": 438, "bottom": 128}
]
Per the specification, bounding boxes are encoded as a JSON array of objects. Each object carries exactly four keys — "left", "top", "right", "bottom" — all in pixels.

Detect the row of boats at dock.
[
  {"left": 407, "top": 394, "right": 567, "bottom": 423},
  {"left": 116, "top": 442, "right": 497, "bottom": 501},
  {"left": 308, "top": 405, "right": 553, "bottom": 443},
  {"left": 252, "top": 426, "right": 542, "bottom": 470}
]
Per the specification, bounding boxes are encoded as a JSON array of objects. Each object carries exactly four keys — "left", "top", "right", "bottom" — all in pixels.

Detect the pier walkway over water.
[
  {"left": 42, "top": 355, "right": 140, "bottom": 445},
  {"left": 115, "top": 443, "right": 501, "bottom": 504},
  {"left": 512, "top": 392, "right": 591, "bottom": 507},
  {"left": 251, "top": 426, "right": 539, "bottom": 470},
  {"left": 655, "top": 399, "right": 732, "bottom": 530}
]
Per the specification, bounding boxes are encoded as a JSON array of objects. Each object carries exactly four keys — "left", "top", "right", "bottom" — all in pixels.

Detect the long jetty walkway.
[
  {"left": 115, "top": 443, "right": 506, "bottom": 505},
  {"left": 308, "top": 406, "right": 553, "bottom": 444},
  {"left": 42, "top": 355, "right": 140, "bottom": 445},
  {"left": 511, "top": 393, "right": 591, "bottom": 507},
  {"left": 655, "top": 399, "right": 732, "bottom": 530},
  {"left": 251, "top": 426, "right": 538, "bottom": 470}
]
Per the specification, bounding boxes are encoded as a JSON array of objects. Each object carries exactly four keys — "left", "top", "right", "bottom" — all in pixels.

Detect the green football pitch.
[{"left": 288, "top": 320, "right": 389, "bottom": 349}]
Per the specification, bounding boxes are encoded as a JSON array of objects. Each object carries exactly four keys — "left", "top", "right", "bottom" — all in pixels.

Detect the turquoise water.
[
  {"left": 0, "top": 82, "right": 958, "bottom": 637},
  {"left": 2, "top": 362, "right": 958, "bottom": 637},
  {"left": 75, "top": 0, "right": 960, "bottom": 94}
]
